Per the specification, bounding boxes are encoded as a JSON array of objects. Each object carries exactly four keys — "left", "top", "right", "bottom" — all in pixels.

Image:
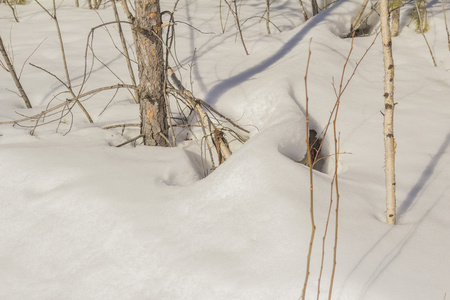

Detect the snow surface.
[{"left": 1, "top": 0, "right": 450, "bottom": 299}]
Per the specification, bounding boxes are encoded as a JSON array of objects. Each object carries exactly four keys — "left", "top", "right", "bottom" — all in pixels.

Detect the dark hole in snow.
[
  {"left": 343, "top": 12, "right": 379, "bottom": 38},
  {"left": 345, "top": 20, "right": 375, "bottom": 38},
  {"left": 299, "top": 129, "right": 326, "bottom": 172}
]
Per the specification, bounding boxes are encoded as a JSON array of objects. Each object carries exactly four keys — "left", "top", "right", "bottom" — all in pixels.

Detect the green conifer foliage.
[{"left": 409, "top": 0, "right": 429, "bottom": 33}]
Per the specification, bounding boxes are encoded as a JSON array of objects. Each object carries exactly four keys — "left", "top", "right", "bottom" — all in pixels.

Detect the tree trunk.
[
  {"left": 380, "top": 0, "right": 397, "bottom": 224},
  {"left": 311, "top": 0, "right": 319, "bottom": 16},
  {"left": 265, "top": 0, "right": 271, "bottom": 34},
  {"left": 135, "top": 0, "right": 169, "bottom": 146}
]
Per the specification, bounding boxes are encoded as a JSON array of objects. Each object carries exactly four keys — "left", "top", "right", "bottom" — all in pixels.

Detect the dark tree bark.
[
  {"left": 311, "top": 0, "right": 319, "bottom": 16},
  {"left": 135, "top": 0, "right": 169, "bottom": 146}
]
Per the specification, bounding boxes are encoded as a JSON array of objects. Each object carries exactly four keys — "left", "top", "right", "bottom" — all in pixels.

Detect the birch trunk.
[
  {"left": 380, "top": 0, "right": 397, "bottom": 224},
  {"left": 135, "top": 0, "right": 169, "bottom": 146}
]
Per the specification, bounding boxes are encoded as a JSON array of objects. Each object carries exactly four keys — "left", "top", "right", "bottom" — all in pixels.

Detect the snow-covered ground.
[{"left": 1, "top": 0, "right": 450, "bottom": 299}]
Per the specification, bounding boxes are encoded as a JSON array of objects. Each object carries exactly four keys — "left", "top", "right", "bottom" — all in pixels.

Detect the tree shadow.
[
  {"left": 358, "top": 188, "right": 446, "bottom": 299},
  {"left": 398, "top": 131, "right": 450, "bottom": 218},
  {"left": 203, "top": 1, "right": 346, "bottom": 106},
  {"left": 339, "top": 132, "right": 450, "bottom": 299}
]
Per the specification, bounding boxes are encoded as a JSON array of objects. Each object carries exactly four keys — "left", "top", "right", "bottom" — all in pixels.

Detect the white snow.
[{"left": 1, "top": 0, "right": 450, "bottom": 299}]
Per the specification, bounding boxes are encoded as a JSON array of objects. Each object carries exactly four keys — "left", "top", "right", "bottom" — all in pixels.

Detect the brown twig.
[
  {"left": 327, "top": 34, "right": 356, "bottom": 300},
  {"left": 298, "top": 0, "right": 309, "bottom": 21},
  {"left": 300, "top": 38, "right": 316, "bottom": 300},
  {"left": 111, "top": 0, "right": 138, "bottom": 102},
  {"left": 415, "top": 2, "right": 437, "bottom": 66},
  {"left": 220, "top": 0, "right": 232, "bottom": 33},
  {"left": 35, "top": 0, "right": 93, "bottom": 123},
  {"left": 168, "top": 67, "right": 234, "bottom": 167},
  {"left": 0, "top": 35, "right": 32, "bottom": 108},
  {"left": 241, "top": 16, "right": 282, "bottom": 33},
  {"left": 0, "top": 84, "right": 135, "bottom": 125},
  {"left": 5, "top": 0, "right": 19, "bottom": 22},
  {"left": 223, "top": 0, "right": 249, "bottom": 55},
  {"left": 116, "top": 134, "right": 143, "bottom": 147},
  {"left": 102, "top": 123, "right": 140, "bottom": 129}
]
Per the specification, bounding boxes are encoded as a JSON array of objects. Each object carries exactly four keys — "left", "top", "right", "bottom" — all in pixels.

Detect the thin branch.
[
  {"left": 116, "top": 134, "right": 143, "bottom": 147},
  {"left": 111, "top": 0, "right": 138, "bottom": 102},
  {"left": 19, "top": 38, "right": 47, "bottom": 79},
  {"left": 0, "top": 35, "right": 32, "bottom": 108},
  {"left": 223, "top": 0, "right": 249, "bottom": 55},
  {"left": 103, "top": 123, "right": 140, "bottom": 129},
  {"left": 35, "top": 0, "right": 93, "bottom": 123},
  {"left": 0, "top": 84, "right": 135, "bottom": 125},
  {"left": 300, "top": 38, "right": 315, "bottom": 300},
  {"left": 298, "top": 0, "right": 309, "bottom": 21},
  {"left": 6, "top": 0, "right": 20, "bottom": 22},
  {"left": 415, "top": 2, "right": 437, "bottom": 66},
  {"left": 29, "top": 62, "right": 70, "bottom": 90},
  {"left": 241, "top": 16, "right": 282, "bottom": 33},
  {"left": 168, "top": 67, "right": 233, "bottom": 165}
]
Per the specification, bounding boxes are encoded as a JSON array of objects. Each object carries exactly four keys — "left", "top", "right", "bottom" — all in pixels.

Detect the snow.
[{"left": 1, "top": 0, "right": 450, "bottom": 299}]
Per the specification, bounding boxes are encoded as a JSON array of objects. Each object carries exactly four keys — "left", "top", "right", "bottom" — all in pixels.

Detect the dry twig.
[
  {"left": 300, "top": 38, "right": 316, "bottom": 300},
  {"left": 0, "top": 35, "right": 32, "bottom": 108}
]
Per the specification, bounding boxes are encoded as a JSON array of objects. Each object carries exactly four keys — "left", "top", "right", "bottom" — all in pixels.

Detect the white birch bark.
[{"left": 380, "top": 0, "right": 397, "bottom": 224}]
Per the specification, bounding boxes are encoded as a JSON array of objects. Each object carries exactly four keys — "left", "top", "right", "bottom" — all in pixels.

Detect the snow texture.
[{"left": 1, "top": 0, "right": 450, "bottom": 299}]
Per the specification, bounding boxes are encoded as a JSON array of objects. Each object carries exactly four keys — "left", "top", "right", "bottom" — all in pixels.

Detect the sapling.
[
  {"left": 380, "top": 0, "right": 397, "bottom": 224},
  {"left": 300, "top": 39, "right": 316, "bottom": 300},
  {"left": 412, "top": 0, "right": 437, "bottom": 66},
  {"left": 300, "top": 32, "right": 380, "bottom": 300},
  {"left": 408, "top": 0, "right": 429, "bottom": 33}
]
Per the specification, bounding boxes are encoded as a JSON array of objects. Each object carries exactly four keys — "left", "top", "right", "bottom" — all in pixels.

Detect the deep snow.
[{"left": 1, "top": 0, "right": 450, "bottom": 299}]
